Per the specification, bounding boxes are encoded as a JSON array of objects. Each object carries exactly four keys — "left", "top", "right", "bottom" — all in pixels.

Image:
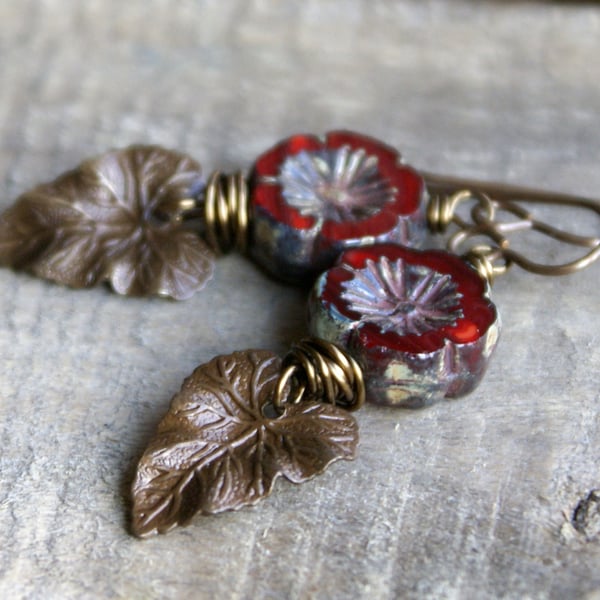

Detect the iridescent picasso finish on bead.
[
  {"left": 308, "top": 244, "right": 500, "bottom": 407},
  {"left": 250, "top": 131, "right": 427, "bottom": 282}
]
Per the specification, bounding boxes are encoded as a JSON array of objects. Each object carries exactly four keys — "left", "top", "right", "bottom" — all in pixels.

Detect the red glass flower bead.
[
  {"left": 249, "top": 131, "right": 426, "bottom": 282},
  {"left": 308, "top": 244, "right": 500, "bottom": 407}
]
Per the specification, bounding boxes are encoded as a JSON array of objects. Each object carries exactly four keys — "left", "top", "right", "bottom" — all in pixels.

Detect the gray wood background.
[{"left": 0, "top": 1, "right": 599, "bottom": 598}]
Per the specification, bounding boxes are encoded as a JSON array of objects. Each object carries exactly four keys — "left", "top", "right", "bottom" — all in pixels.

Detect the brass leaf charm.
[
  {"left": 0, "top": 146, "right": 213, "bottom": 299},
  {"left": 131, "top": 350, "right": 359, "bottom": 537}
]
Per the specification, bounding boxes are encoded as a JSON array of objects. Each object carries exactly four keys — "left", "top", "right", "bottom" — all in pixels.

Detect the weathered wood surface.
[{"left": 0, "top": 1, "right": 599, "bottom": 598}]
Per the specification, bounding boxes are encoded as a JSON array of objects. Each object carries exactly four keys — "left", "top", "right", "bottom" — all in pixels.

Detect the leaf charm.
[
  {"left": 131, "top": 350, "right": 358, "bottom": 537},
  {"left": 0, "top": 146, "right": 213, "bottom": 299}
]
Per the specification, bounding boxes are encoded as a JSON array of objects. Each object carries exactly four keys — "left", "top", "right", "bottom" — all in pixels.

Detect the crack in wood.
[{"left": 572, "top": 490, "right": 600, "bottom": 542}]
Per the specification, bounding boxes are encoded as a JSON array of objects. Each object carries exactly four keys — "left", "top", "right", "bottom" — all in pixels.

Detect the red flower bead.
[
  {"left": 250, "top": 131, "right": 426, "bottom": 282},
  {"left": 308, "top": 244, "right": 500, "bottom": 406}
]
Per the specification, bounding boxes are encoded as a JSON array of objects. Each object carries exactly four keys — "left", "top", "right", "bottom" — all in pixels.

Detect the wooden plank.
[{"left": 0, "top": 1, "right": 599, "bottom": 598}]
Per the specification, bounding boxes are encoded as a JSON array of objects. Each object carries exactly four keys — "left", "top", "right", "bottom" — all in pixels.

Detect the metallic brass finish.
[
  {"left": 462, "top": 245, "right": 508, "bottom": 285},
  {"left": 424, "top": 173, "right": 600, "bottom": 282},
  {"left": 154, "top": 197, "right": 198, "bottom": 223},
  {"left": 203, "top": 170, "right": 249, "bottom": 254},
  {"left": 131, "top": 350, "right": 358, "bottom": 536},
  {"left": 0, "top": 145, "right": 214, "bottom": 299},
  {"left": 274, "top": 338, "right": 366, "bottom": 413}
]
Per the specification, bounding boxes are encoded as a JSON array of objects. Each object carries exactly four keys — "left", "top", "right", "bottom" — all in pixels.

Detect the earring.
[
  {"left": 0, "top": 132, "right": 425, "bottom": 298},
  {"left": 98, "top": 131, "right": 596, "bottom": 537},
  {"left": 2, "top": 131, "right": 598, "bottom": 299},
  {"left": 1, "top": 131, "right": 598, "bottom": 536}
]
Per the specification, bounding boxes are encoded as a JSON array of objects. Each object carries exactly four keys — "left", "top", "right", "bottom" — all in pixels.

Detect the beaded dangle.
[{"left": 1, "top": 131, "right": 598, "bottom": 536}]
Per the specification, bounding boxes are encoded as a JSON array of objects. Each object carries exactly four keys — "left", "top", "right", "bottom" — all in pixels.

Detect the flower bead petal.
[
  {"left": 308, "top": 244, "right": 500, "bottom": 407},
  {"left": 250, "top": 131, "right": 427, "bottom": 283}
]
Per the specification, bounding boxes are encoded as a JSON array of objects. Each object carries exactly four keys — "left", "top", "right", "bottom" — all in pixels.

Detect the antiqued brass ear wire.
[{"left": 424, "top": 172, "right": 600, "bottom": 284}]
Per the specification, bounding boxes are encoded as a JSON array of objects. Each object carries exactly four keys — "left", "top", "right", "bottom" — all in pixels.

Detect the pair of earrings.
[{"left": 1, "top": 130, "right": 598, "bottom": 537}]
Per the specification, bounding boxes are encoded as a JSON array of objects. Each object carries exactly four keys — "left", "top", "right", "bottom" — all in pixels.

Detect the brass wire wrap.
[
  {"left": 426, "top": 192, "right": 457, "bottom": 234},
  {"left": 204, "top": 171, "right": 250, "bottom": 254},
  {"left": 462, "top": 246, "right": 509, "bottom": 285},
  {"left": 273, "top": 338, "right": 366, "bottom": 414}
]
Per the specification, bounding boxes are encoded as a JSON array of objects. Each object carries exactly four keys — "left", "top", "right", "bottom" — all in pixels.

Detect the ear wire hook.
[{"left": 423, "top": 171, "right": 600, "bottom": 283}]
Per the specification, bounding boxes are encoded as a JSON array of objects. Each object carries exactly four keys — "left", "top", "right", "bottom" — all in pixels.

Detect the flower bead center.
[
  {"left": 277, "top": 146, "right": 395, "bottom": 223},
  {"left": 315, "top": 181, "right": 353, "bottom": 207},
  {"left": 340, "top": 257, "right": 464, "bottom": 336},
  {"left": 390, "top": 301, "right": 417, "bottom": 316}
]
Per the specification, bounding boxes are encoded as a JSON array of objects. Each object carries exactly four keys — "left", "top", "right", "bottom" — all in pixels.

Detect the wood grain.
[{"left": 0, "top": 1, "right": 599, "bottom": 598}]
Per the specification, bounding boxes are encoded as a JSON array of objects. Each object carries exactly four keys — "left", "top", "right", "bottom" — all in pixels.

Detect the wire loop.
[
  {"left": 273, "top": 338, "right": 365, "bottom": 414},
  {"left": 204, "top": 171, "right": 250, "bottom": 254},
  {"left": 462, "top": 245, "right": 509, "bottom": 285}
]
